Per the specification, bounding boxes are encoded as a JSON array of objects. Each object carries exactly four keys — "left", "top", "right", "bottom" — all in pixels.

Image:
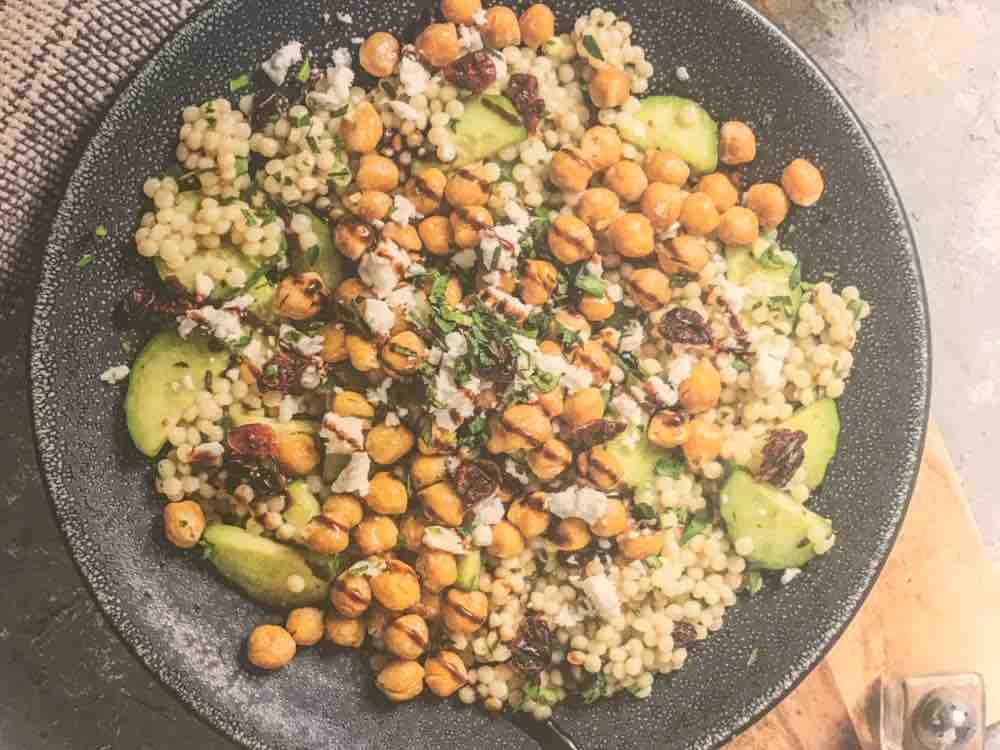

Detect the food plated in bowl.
[{"left": 30, "top": 0, "right": 928, "bottom": 747}]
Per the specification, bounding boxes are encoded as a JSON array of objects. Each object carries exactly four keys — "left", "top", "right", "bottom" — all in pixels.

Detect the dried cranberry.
[
  {"left": 222, "top": 456, "right": 286, "bottom": 495},
  {"left": 757, "top": 429, "right": 808, "bottom": 487},
  {"left": 570, "top": 419, "right": 627, "bottom": 450},
  {"left": 444, "top": 50, "right": 497, "bottom": 93},
  {"left": 661, "top": 307, "right": 713, "bottom": 346},
  {"left": 259, "top": 351, "right": 313, "bottom": 394},
  {"left": 118, "top": 286, "right": 194, "bottom": 327},
  {"left": 510, "top": 616, "right": 553, "bottom": 674},
  {"left": 506, "top": 73, "right": 545, "bottom": 133},
  {"left": 453, "top": 459, "right": 501, "bottom": 504},
  {"left": 227, "top": 423, "right": 278, "bottom": 459}
]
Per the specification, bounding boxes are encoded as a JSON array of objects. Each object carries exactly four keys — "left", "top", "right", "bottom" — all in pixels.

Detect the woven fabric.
[{"left": 0, "top": 0, "right": 207, "bottom": 314}]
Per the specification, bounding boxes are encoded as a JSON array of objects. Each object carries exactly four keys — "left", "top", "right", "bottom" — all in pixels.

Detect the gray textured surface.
[{"left": 0, "top": 2, "right": 989, "bottom": 750}]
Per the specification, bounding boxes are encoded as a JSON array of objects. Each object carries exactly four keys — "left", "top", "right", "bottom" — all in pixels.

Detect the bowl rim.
[{"left": 28, "top": 0, "right": 931, "bottom": 747}]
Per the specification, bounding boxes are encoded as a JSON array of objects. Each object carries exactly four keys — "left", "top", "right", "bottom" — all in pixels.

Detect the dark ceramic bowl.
[{"left": 30, "top": 0, "right": 930, "bottom": 748}]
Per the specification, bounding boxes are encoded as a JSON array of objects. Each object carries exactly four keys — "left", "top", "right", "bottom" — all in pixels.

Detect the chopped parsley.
[
  {"left": 457, "top": 414, "right": 488, "bottom": 450},
  {"left": 631, "top": 502, "right": 658, "bottom": 521},
  {"left": 296, "top": 58, "right": 311, "bottom": 83},
  {"left": 644, "top": 556, "right": 664, "bottom": 570},
  {"left": 94, "top": 224, "right": 108, "bottom": 239},
  {"left": 234, "top": 156, "right": 249, "bottom": 177},
  {"left": 582, "top": 34, "right": 604, "bottom": 61},
  {"left": 228, "top": 73, "right": 251, "bottom": 92},
  {"left": 575, "top": 273, "right": 608, "bottom": 297},
  {"left": 292, "top": 112, "right": 311, "bottom": 128},
  {"left": 732, "top": 356, "right": 751, "bottom": 372},
  {"left": 767, "top": 295, "right": 796, "bottom": 318},
  {"left": 654, "top": 453, "right": 685, "bottom": 478},
  {"left": 306, "top": 135, "right": 320, "bottom": 153},
  {"left": 615, "top": 351, "right": 649, "bottom": 381},
  {"left": 757, "top": 244, "right": 793, "bottom": 270},
  {"left": 680, "top": 517, "right": 710, "bottom": 545},
  {"left": 241, "top": 208, "right": 258, "bottom": 226},
  {"left": 555, "top": 322, "right": 583, "bottom": 350},
  {"left": 76, "top": 254, "right": 94, "bottom": 269},
  {"left": 524, "top": 681, "right": 561, "bottom": 706},
  {"left": 581, "top": 672, "right": 608, "bottom": 704},
  {"left": 747, "top": 570, "right": 764, "bottom": 595}
]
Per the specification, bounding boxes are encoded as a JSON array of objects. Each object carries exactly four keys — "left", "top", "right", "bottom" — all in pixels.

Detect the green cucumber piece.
[
  {"left": 285, "top": 481, "right": 321, "bottom": 529},
  {"left": 451, "top": 95, "right": 528, "bottom": 167},
  {"left": 456, "top": 550, "right": 481, "bottom": 591},
  {"left": 125, "top": 331, "right": 229, "bottom": 457},
  {"left": 605, "top": 427, "right": 676, "bottom": 491},
  {"left": 620, "top": 96, "right": 719, "bottom": 174},
  {"left": 228, "top": 403, "right": 319, "bottom": 436}
]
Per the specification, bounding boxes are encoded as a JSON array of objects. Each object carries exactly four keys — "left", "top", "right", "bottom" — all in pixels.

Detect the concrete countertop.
[{"left": 1, "top": 1, "right": 995, "bottom": 748}]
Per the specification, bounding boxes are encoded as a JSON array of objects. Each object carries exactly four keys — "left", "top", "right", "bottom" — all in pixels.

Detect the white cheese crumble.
[
  {"left": 676, "top": 66, "right": 690, "bottom": 81},
  {"left": 347, "top": 558, "right": 386, "bottom": 577},
  {"left": 385, "top": 284, "right": 425, "bottom": 315},
  {"left": 471, "top": 524, "right": 493, "bottom": 547},
  {"left": 363, "top": 298, "right": 395, "bottom": 337},
  {"left": 99, "top": 364, "right": 130, "bottom": 384},
  {"left": 581, "top": 574, "right": 622, "bottom": 620},
  {"left": 321, "top": 412, "right": 368, "bottom": 454},
  {"left": 359, "top": 240, "right": 410, "bottom": 298},
  {"left": 242, "top": 336, "right": 271, "bottom": 370},
  {"left": 389, "top": 194, "right": 420, "bottom": 225},
  {"left": 632, "top": 375, "right": 678, "bottom": 409},
  {"left": 618, "top": 320, "right": 645, "bottom": 353},
  {"left": 366, "top": 377, "right": 392, "bottom": 405},
  {"left": 329, "top": 452, "right": 371, "bottom": 495},
  {"left": 504, "top": 200, "right": 531, "bottom": 230},
  {"left": 262, "top": 41, "right": 303, "bottom": 85},
  {"left": 753, "top": 335, "right": 791, "bottom": 394},
  {"left": 279, "top": 324, "right": 324, "bottom": 357},
  {"left": 399, "top": 55, "right": 431, "bottom": 97},
  {"left": 470, "top": 494, "right": 505, "bottom": 526},
  {"left": 547, "top": 486, "right": 609, "bottom": 525},
  {"left": 718, "top": 278, "right": 750, "bottom": 313},
  {"left": 472, "top": 8, "right": 488, "bottom": 25},
  {"left": 480, "top": 224, "right": 522, "bottom": 272},
  {"left": 194, "top": 273, "right": 214, "bottom": 299},
  {"left": 562, "top": 363, "right": 594, "bottom": 393},
  {"left": 179, "top": 305, "right": 244, "bottom": 344},
  {"left": 278, "top": 394, "right": 299, "bottom": 423},
  {"left": 780, "top": 567, "right": 802, "bottom": 585},
  {"left": 667, "top": 352, "right": 695, "bottom": 386},
  {"left": 451, "top": 249, "right": 477, "bottom": 269},
  {"left": 422, "top": 526, "right": 469, "bottom": 554},
  {"left": 610, "top": 393, "right": 644, "bottom": 426},
  {"left": 311, "top": 62, "right": 354, "bottom": 111},
  {"left": 458, "top": 25, "right": 483, "bottom": 52},
  {"left": 389, "top": 100, "right": 423, "bottom": 123}
]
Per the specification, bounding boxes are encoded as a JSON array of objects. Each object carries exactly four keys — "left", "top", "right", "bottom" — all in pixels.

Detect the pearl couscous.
[{"left": 115, "top": 1, "right": 869, "bottom": 719}]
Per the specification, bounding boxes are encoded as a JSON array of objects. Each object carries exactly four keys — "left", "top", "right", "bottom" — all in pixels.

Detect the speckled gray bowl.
[{"left": 30, "top": 0, "right": 930, "bottom": 748}]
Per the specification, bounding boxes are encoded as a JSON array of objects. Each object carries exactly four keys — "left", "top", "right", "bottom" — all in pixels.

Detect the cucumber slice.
[
  {"left": 725, "top": 245, "right": 802, "bottom": 316},
  {"left": 605, "top": 427, "right": 676, "bottom": 491},
  {"left": 620, "top": 96, "right": 719, "bottom": 174},
  {"left": 720, "top": 470, "right": 833, "bottom": 570},
  {"left": 451, "top": 95, "right": 528, "bottom": 167},
  {"left": 125, "top": 331, "right": 229, "bottom": 457},
  {"left": 285, "top": 481, "right": 321, "bottom": 529},
  {"left": 291, "top": 208, "right": 343, "bottom": 293},
  {"left": 456, "top": 550, "right": 481, "bottom": 591},
  {"left": 201, "top": 524, "right": 328, "bottom": 607},
  {"left": 777, "top": 399, "right": 840, "bottom": 489},
  {"left": 228, "top": 402, "right": 319, "bottom": 436}
]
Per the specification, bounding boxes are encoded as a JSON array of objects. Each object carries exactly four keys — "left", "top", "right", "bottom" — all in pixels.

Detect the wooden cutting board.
[{"left": 728, "top": 421, "right": 1000, "bottom": 749}]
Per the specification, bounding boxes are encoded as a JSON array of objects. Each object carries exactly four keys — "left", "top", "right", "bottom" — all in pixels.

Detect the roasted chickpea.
[
  {"left": 639, "top": 182, "right": 684, "bottom": 230},
  {"left": 359, "top": 32, "right": 401, "bottom": 78},
  {"left": 285, "top": 607, "right": 324, "bottom": 647},
  {"left": 365, "top": 472, "right": 408, "bottom": 516},
  {"left": 519, "top": 3, "right": 555, "bottom": 48},
  {"left": 377, "top": 659, "right": 425, "bottom": 702},
  {"left": 275, "top": 432, "right": 319, "bottom": 476},
  {"left": 605, "top": 160, "right": 648, "bottom": 203},
  {"left": 356, "top": 154, "right": 400, "bottom": 192},
  {"left": 340, "top": 102, "right": 383, "bottom": 153},
  {"left": 334, "top": 217, "right": 376, "bottom": 260},
  {"left": 276, "top": 272, "right": 327, "bottom": 320},
  {"left": 451, "top": 206, "right": 494, "bottom": 248},
  {"left": 683, "top": 417, "right": 723, "bottom": 463},
  {"left": 537, "top": 383, "right": 565, "bottom": 419},
  {"left": 656, "top": 234, "right": 710, "bottom": 275},
  {"left": 162, "top": 500, "right": 205, "bottom": 549},
  {"left": 552, "top": 310, "right": 592, "bottom": 341},
  {"left": 620, "top": 531, "right": 665, "bottom": 560},
  {"left": 333, "top": 390, "right": 375, "bottom": 419},
  {"left": 331, "top": 573, "right": 373, "bottom": 617},
  {"left": 507, "top": 493, "right": 551, "bottom": 538},
  {"left": 385, "top": 613, "right": 430, "bottom": 659},
  {"left": 628, "top": 268, "right": 671, "bottom": 312},
  {"left": 521, "top": 259, "right": 558, "bottom": 305},
  {"left": 400, "top": 514, "right": 429, "bottom": 552},
  {"left": 483, "top": 6, "right": 521, "bottom": 48},
  {"left": 577, "top": 445, "right": 625, "bottom": 491},
  {"left": 346, "top": 190, "right": 393, "bottom": 222},
  {"left": 589, "top": 67, "right": 630, "bottom": 109},
  {"left": 382, "top": 330, "right": 427, "bottom": 375},
  {"left": 580, "top": 126, "right": 623, "bottom": 172},
  {"left": 410, "top": 456, "right": 447, "bottom": 491},
  {"left": 551, "top": 517, "right": 591, "bottom": 552},
  {"left": 366, "top": 423, "right": 415, "bottom": 465},
  {"left": 336, "top": 277, "right": 373, "bottom": 306},
  {"left": 485, "top": 521, "right": 523, "bottom": 560},
  {"left": 717, "top": 206, "right": 760, "bottom": 246},
  {"left": 442, "top": 588, "right": 489, "bottom": 634},
  {"left": 410, "top": 587, "right": 443, "bottom": 620},
  {"left": 325, "top": 612, "right": 366, "bottom": 648},
  {"left": 346, "top": 334, "right": 379, "bottom": 372},
  {"left": 697, "top": 172, "right": 739, "bottom": 212},
  {"left": 418, "top": 425, "right": 457, "bottom": 455},
  {"left": 323, "top": 494, "right": 364, "bottom": 529},
  {"left": 416, "top": 549, "right": 458, "bottom": 593},
  {"left": 719, "top": 121, "right": 757, "bottom": 166},
  {"left": 549, "top": 147, "right": 594, "bottom": 194},
  {"left": 320, "top": 322, "right": 348, "bottom": 363},
  {"left": 372, "top": 559, "right": 422, "bottom": 611},
  {"left": 563, "top": 387, "right": 605, "bottom": 428},
  {"left": 647, "top": 409, "right": 690, "bottom": 448},
  {"left": 644, "top": 149, "right": 690, "bottom": 186},
  {"left": 247, "top": 624, "right": 296, "bottom": 670},
  {"left": 420, "top": 482, "right": 464, "bottom": 527},
  {"left": 425, "top": 650, "right": 468, "bottom": 696},
  {"left": 591, "top": 498, "right": 629, "bottom": 537},
  {"left": 576, "top": 187, "right": 620, "bottom": 231},
  {"left": 501, "top": 403, "right": 553, "bottom": 450},
  {"left": 418, "top": 216, "right": 453, "bottom": 256},
  {"left": 441, "top": 0, "right": 481, "bottom": 24},
  {"left": 354, "top": 516, "right": 399, "bottom": 556},
  {"left": 548, "top": 213, "right": 596, "bottom": 264},
  {"left": 445, "top": 167, "right": 490, "bottom": 207},
  {"left": 782, "top": 158, "right": 824, "bottom": 207},
  {"left": 608, "top": 212, "right": 654, "bottom": 258},
  {"left": 744, "top": 182, "right": 790, "bottom": 228},
  {"left": 383, "top": 222, "right": 422, "bottom": 253},
  {"left": 578, "top": 292, "right": 615, "bottom": 322},
  {"left": 679, "top": 359, "right": 721, "bottom": 413},
  {"left": 679, "top": 192, "right": 721, "bottom": 236},
  {"left": 405, "top": 168, "right": 447, "bottom": 214},
  {"left": 302, "top": 516, "right": 350, "bottom": 554},
  {"left": 416, "top": 22, "right": 460, "bottom": 67}
]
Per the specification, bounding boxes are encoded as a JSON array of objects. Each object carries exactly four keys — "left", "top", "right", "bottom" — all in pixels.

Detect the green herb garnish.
[
  {"left": 306, "top": 135, "right": 320, "bottom": 153},
  {"left": 680, "top": 517, "right": 710, "bottom": 545},
  {"left": 228, "top": 73, "right": 251, "bottom": 92},
  {"left": 644, "top": 556, "right": 664, "bottom": 570},
  {"left": 241, "top": 208, "right": 258, "bottom": 226},
  {"left": 847, "top": 299, "right": 865, "bottom": 319},
  {"left": 389, "top": 343, "right": 418, "bottom": 358},
  {"left": 76, "top": 254, "right": 94, "bottom": 268},
  {"left": 631, "top": 503, "right": 658, "bottom": 521},
  {"left": 732, "top": 356, "right": 750, "bottom": 372},
  {"left": 296, "top": 58, "right": 311, "bottom": 83},
  {"left": 575, "top": 273, "right": 608, "bottom": 297},
  {"left": 524, "top": 681, "right": 561, "bottom": 706},
  {"left": 654, "top": 454, "right": 685, "bottom": 479},
  {"left": 582, "top": 34, "right": 604, "bottom": 61},
  {"left": 94, "top": 224, "right": 108, "bottom": 239},
  {"left": 234, "top": 156, "right": 249, "bottom": 177},
  {"left": 747, "top": 570, "right": 764, "bottom": 595},
  {"left": 581, "top": 672, "right": 608, "bottom": 704}
]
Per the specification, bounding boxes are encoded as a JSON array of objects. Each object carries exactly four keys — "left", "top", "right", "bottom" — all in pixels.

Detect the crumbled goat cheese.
[
  {"left": 194, "top": 273, "right": 214, "bottom": 299},
  {"left": 582, "top": 574, "right": 622, "bottom": 620},
  {"left": 667, "top": 352, "right": 695, "bottom": 386},
  {"left": 780, "top": 567, "right": 802, "bottom": 585},
  {"left": 385, "top": 284, "right": 424, "bottom": 315},
  {"left": 562, "top": 363, "right": 594, "bottom": 393},
  {"left": 180, "top": 305, "right": 244, "bottom": 344},
  {"left": 359, "top": 240, "right": 410, "bottom": 298},
  {"left": 99, "top": 364, "right": 130, "bottom": 384},
  {"left": 262, "top": 41, "right": 303, "bottom": 85},
  {"left": 363, "top": 298, "right": 395, "bottom": 337},
  {"left": 423, "top": 526, "right": 469, "bottom": 554},
  {"left": 458, "top": 25, "right": 484, "bottom": 52},
  {"left": 399, "top": 55, "right": 431, "bottom": 97},
  {"left": 610, "top": 393, "right": 644, "bottom": 426},
  {"left": 389, "top": 100, "right": 423, "bottom": 123},
  {"left": 336, "top": 11, "right": 353, "bottom": 23},
  {"left": 547, "top": 486, "right": 609, "bottom": 525},
  {"left": 452, "top": 249, "right": 477, "bottom": 269},
  {"left": 471, "top": 524, "right": 493, "bottom": 547},
  {"left": 321, "top": 412, "right": 368, "bottom": 454},
  {"left": 384, "top": 411, "right": 400, "bottom": 427},
  {"left": 632, "top": 375, "right": 678, "bottom": 409},
  {"left": 278, "top": 394, "right": 299, "bottom": 423},
  {"left": 676, "top": 66, "right": 690, "bottom": 81},
  {"left": 389, "top": 194, "right": 420, "bottom": 225},
  {"left": 300, "top": 366, "right": 322, "bottom": 390},
  {"left": 619, "top": 320, "right": 645, "bottom": 353},
  {"left": 280, "top": 324, "right": 324, "bottom": 357},
  {"left": 223, "top": 294, "right": 255, "bottom": 311},
  {"left": 718, "top": 278, "right": 749, "bottom": 313},
  {"left": 753, "top": 335, "right": 791, "bottom": 394},
  {"left": 432, "top": 368, "right": 480, "bottom": 430},
  {"left": 331, "top": 47, "right": 351, "bottom": 68},
  {"left": 347, "top": 558, "right": 386, "bottom": 577},
  {"left": 329, "top": 452, "right": 371, "bottom": 495},
  {"left": 505, "top": 200, "right": 531, "bottom": 230},
  {"left": 350, "top": 36, "right": 364, "bottom": 45},
  {"left": 366, "top": 377, "right": 392, "bottom": 405},
  {"left": 311, "top": 64, "right": 354, "bottom": 110},
  {"left": 242, "top": 336, "right": 271, "bottom": 370},
  {"left": 472, "top": 8, "right": 488, "bottom": 25},
  {"left": 470, "top": 494, "right": 506, "bottom": 526},
  {"left": 480, "top": 224, "right": 521, "bottom": 272},
  {"left": 606, "top": 283, "right": 623, "bottom": 302}
]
